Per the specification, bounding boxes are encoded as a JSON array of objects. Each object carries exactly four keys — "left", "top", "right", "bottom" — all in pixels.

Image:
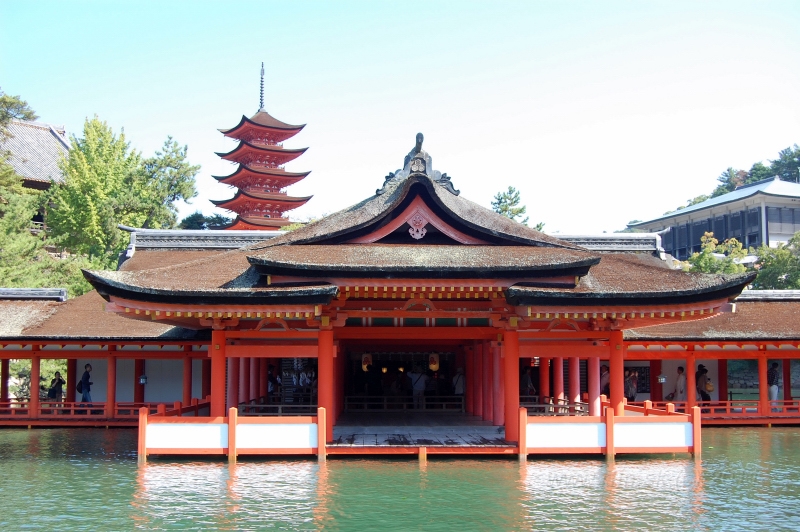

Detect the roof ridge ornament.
[
  {"left": 376, "top": 133, "right": 460, "bottom": 196},
  {"left": 259, "top": 62, "right": 265, "bottom": 112}
]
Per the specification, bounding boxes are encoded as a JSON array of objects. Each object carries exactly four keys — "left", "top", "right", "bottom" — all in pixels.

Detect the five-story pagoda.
[{"left": 213, "top": 63, "right": 311, "bottom": 230}]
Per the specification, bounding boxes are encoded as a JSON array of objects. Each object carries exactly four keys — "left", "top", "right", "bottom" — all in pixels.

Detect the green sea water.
[{"left": 0, "top": 427, "right": 798, "bottom": 530}]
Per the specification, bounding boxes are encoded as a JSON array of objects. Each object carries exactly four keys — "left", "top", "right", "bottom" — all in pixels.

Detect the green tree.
[
  {"left": 47, "top": 118, "right": 200, "bottom": 267},
  {"left": 491, "top": 186, "right": 529, "bottom": 225},
  {"left": 47, "top": 117, "right": 142, "bottom": 266},
  {"left": 770, "top": 145, "right": 800, "bottom": 183},
  {"left": 0, "top": 192, "right": 98, "bottom": 296},
  {"left": 179, "top": 211, "right": 231, "bottom": 230},
  {"left": 134, "top": 137, "right": 200, "bottom": 229},
  {"left": 683, "top": 232, "right": 748, "bottom": 274},
  {"left": 753, "top": 233, "right": 800, "bottom": 289}
]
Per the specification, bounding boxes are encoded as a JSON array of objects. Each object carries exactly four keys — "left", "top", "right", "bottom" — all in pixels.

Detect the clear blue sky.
[{"left": 2, "top": 1, "right": 799, "bottom": 233}]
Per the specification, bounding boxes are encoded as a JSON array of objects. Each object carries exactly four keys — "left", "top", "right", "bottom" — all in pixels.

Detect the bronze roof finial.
[{"left": 259, "top": 62, "right": 265, "bottom": 112}]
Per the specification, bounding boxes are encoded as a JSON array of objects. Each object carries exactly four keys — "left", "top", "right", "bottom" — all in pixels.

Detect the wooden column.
[
  {"left": 318, "top": 329, "right": 334, "bottom": 442},
  {"left": 464, "top": 346, "right": 474, "bottom": 415},
  {"left": 66, "top": 359, "right": 77, "bottom": 403},
  {"left": 503, "top": 330, "right": 520, "bottom": 442},
  {"left": 0, "top": 359, "right": 9, "bottom": 401},
  {"left": 609, "top": 330, "right": 625, "bottom": 416},
  {"left": 134, "top": 359, "right": 145, "bottom": 403},
  {"left": 718, "top": 359, "right": 729, "bottom": 402},
  {"left": 482, "top": 342, "right": 493, "bottom": 423},
  {"left": 650, "top": 360, "right": 662, "bottom": 402},
  {"left": 588, "top": 356, "right": 600, "bottom": 416},
  {"left": 182, "top": 354, "right": 193, "bottom": 406},
  {"left": 239, "top": 358, "right": 249, "bottom": 405},
  {"left": 227, "top": 356, "right": 240, "bottom": 410},
  {"left": 553, "top": 356, "right": 564, "bottom": 402},
  {"left": 758, "top": 351, "right": 769, "bottom": 415},
  {"left": 569, "top": 356, "right": 580, "bottom": 404},
  {"left": 210, "top": 331, "right": 226, "bottom": 417},
  {"left": 686, "top": 350, "right": 697, "bottom": 410},
  {"left": 30, "top": 355, "right": 40, "bottom": 419},
  {"left": 539, "top": 358, "right": 550, "bottom": 400},
  {"left": 259, "top": 358, "right": 267, "bottom": 401},
  {"left": 106, "top": 348, "right": 117, "bottom": 418},
  {"left": 201, "top": 358, "right": 211, "bottom": 399},
  {"left": 472, "top": 346, "right": 483, "bottom": 418},
  {"left": 249, "top": 358, "right": 258, "bottom": 403},
  {"left": 783, "top": 359, "right": 792, "bottom": 401},
  {"left": 492, "top": 341, "right": 504, "bottom": 426}
]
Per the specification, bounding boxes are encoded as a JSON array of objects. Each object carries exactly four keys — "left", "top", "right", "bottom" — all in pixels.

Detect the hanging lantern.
[
  {"left": 428, "top": 352, "right": 440, "bottom": 371},
  {"left": 361, "top": 353, "right": 372, "bottom": 372}
]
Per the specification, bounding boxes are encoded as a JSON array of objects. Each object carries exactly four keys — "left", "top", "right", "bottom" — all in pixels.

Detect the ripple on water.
[{"left": 2, "top": 427, "right": 800, "bottom": 530}]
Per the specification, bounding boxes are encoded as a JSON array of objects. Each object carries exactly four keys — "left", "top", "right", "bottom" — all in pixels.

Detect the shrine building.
[{"left": 4, "top": 113, "right": 800, "bottom": 460}]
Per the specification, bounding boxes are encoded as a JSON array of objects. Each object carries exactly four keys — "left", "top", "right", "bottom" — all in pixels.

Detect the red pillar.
[
  {"left": 30, "top": 355, "right": 40, "bottom": 419},
  {"left": 588, "top": 356, "right": 600, "bottom": 416},
  {"left": 227, "top": 357, "right": 240, "bottom": 410},
  {"left": 650, "top": 360, "right": 662, "bottom": 402},
  {"left": 318, "top": 329, "right": 334, "bottom": 442},
  {"left": 492, "top": 341, "right": 504, "bottom": 426},
  {"left": 249, "top": 358, "right": 258, "bottom": 403},
  {"left": 609, "top": 331, "right": 625, "bottom": 416},
  {"left": 182, "top": 354, "right": 193, "bottom": 406},
  {"left": 503, "top": 330, "right": 520, "bottom": 442},
  {"left": 201, "top": 358, "right": 212, "bottom": 399},
  {"left": 482, "top": 342, "right": 493, "bottom": 423},
  {"left": 569, "top": 356, "right": 580, "bottom": 404},
  {"left": 134, "top": 359, "right": 145, "bottom": 403},
  {"left": 66, "top": 359, "right": 77, "bottom": 403},
  {"left": 465, "top": 347, "right": 474, "bottom": 414},
  {"left": 686, "top": 350, "right": 697, "bottom": 410},
  {"left": 539, "top": 358, "right": 550, "bottom": 400},
  {"left": 210, "top": 331, "right": 226, "bottom": 417},
  {"left": 553, "top": 356, "right": 564, "bottom": 402},
  {"left": 239, "top": 358, "right": 249, "bottom": 405},
  {"left": 783, "top": 359, "right": 792, "bottom": 401},
  {"left": 0, "top": 359, "right": 9, "bottom": 401},
  {"left": 473, "top": 346, "right": 483, "bottom": 418},
  {"left": 758, "top": 352, "right": 769, "bottom": 415},
  {"left": 106, "top": 350, "right": 117, "bottom": 418},
  {"left": 259, "top": 358, "right": 267, "bottom": 401},
  {"left": 718, "top": 359, "right": 729, "bottom": 402}
]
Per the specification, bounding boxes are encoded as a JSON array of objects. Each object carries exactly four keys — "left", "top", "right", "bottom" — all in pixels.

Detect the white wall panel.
[
  {"left": 527, "top": 422, "right": 606, "bottom": 449},
  {"left": 615, "top": 422, "right": 692, "bottom": 448},
  {"left": 146, "top": 423, "right": 227, "bottom": 449},
  {"left": 237, "top": 424, "right": 318, "bottom": 449}
]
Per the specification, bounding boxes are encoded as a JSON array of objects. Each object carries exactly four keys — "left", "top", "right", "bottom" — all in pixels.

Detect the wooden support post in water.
[
  {"left": 692, "top": 405, "right": 702, "bottom": 460},
  {"left": 138, "top": 407, "right": 148, "bottom": 463},
  {"left": 605, "top": 409, "right": 615, "bottom": 461},
  {"left": 419, "top": 446, "right": 427, "bottom": 464},
  {"left": 518, "top": 407, "right": 527, "bottom": 462},
  {"left": 228, "top": 407, "right": 237, "bottom": 463},
  {"left": 317, "top": 407, "right": 327, "bottom": 462}
]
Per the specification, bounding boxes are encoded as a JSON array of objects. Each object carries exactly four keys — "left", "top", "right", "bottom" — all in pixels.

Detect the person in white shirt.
[
  {"left": 452, "top": 368, "right": 465, "bottom": 396},
  {"left": 407, "top": 366, "right": 429, "bottom": 409},
  {"left": 674, "top": 366, "right": 687, "bottom": 402}
]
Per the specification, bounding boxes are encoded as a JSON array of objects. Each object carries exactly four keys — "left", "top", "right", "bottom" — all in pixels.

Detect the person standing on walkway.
[
  {"left": 674, "top": 366, "right": 687, "bottom": 402},
  {"left": 452, "top": 367, "right": 465, "bottom": 397},
  {"left": 48, "top": 372, "right": 66, "bottom": 404},
  {"left": 768, "top": 362, "right": 781, "bottom": 411},
  {"left": 80, "top": 364, "right": 93, "bottom": 404},
  {"left": 600, "top": 365, "right": 610, "bottom": 397},
  {"left": 407, "top": 365, "right": 428, "bottom": 409},
  {"left": 696, "top": 365, "right": 710, "bottom": 402}
]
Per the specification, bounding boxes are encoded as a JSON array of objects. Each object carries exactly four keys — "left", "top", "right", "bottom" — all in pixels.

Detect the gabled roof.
[
  {"left": 1, "top": 120, "right": 69, "bottom": 185},
  {"left": 255, "top": 174, "right": 582, "bottom": 249},
  {"left": 632, "top": 177, "right": 800, "bottom": 226}
]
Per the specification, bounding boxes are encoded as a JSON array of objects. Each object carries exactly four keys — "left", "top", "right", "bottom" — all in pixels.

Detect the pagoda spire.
[
  {"left": 259, "top": 62, "right": 265, "bottom": 112},
  {"left": 213, "top": 70, "right": 311, "bottom": 230}
]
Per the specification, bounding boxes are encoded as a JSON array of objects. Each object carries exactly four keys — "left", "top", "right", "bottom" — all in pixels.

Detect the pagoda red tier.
[{"left": 213, "top": 100, "right": 312, "bottom": 230}]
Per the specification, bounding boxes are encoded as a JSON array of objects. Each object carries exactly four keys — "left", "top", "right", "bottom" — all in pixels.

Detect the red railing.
[
  {"left": 646, "top": 400, "right": 800, "bottom": 418},
  {"left": 0, "top": 401, "right": 172, "bottom": 420}
]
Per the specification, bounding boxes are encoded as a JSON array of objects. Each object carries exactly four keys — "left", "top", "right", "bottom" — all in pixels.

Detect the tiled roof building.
[{"left": 1, "top": 120, "right": 69, "bottom": 190}]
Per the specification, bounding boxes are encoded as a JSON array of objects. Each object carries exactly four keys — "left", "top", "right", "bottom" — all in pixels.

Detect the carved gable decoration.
[
  {"left": 347, "top": 196, "right": 488, "bottom": 245},
  {"left": 377, "top": 133, "right": 460, "bottom": 196}
]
